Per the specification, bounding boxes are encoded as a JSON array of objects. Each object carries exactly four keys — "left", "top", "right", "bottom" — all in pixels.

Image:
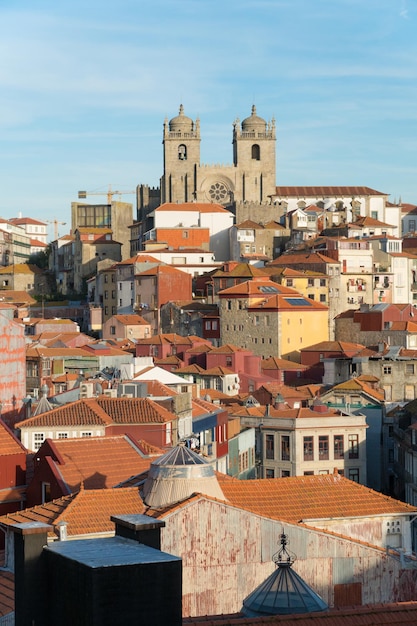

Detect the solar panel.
[
  {"left": 259, "top": 286, "right": 279, "bottom": 293},
  {"left": 284, "top": 298, "right": 313, "bottom": 306}
]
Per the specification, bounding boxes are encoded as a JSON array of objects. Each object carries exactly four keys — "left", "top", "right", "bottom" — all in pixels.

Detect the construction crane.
[
  {"left": 47, "top": 219, "right": 67, "bottom": 240},
  {"left": 78, "top": 184, "right": 136, "bottom": 204}
]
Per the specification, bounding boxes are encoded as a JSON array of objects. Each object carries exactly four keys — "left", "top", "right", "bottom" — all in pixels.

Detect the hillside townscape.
[{"left": 2, "top": 105, "right": 417, "bottom": 624}]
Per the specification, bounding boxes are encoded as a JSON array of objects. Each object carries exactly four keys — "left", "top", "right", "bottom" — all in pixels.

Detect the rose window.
[{"left": 208, "top": 182, "right": 228, "bottom": 202}]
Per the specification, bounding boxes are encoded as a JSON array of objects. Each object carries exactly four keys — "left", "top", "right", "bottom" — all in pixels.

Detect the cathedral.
[
  {"left": 137, "top": 104, "right": 277, "bottom": 222},
  {"left": 137, "top": 104, "right": 397, "bottom": 231}
]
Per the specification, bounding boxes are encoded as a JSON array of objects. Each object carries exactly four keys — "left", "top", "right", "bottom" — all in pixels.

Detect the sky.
[{"left": 1, "top": 0, "right": 417, "bottom": 240}]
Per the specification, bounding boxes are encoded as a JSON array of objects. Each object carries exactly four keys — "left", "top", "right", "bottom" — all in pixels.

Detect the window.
[
  {"left": 304, "top": 471, "right": 314, "bottom": 475},
  {"left": 178, "top": 144, "right": 187, "bottom": 160},
  {"left": 320, "top": 294, "right": 326, "bottom": 302},
  {"left": 281, "top": 470, "right": 290, "bottom": 477},
  {"left": 308, "top": 294, "right": 314, "bottom": 300},
  {"left": 57, "top": 433, "right": 68, "bottom": 439},
  {"left": 383, "top": 365, "right": 392, "bottom": 375},
  {"left": 266, "top": 434, "right": 274, "bottom": 460},
  {"left": 303, "top": 436, "right": 314, "bottom": 461},
  {"left": 281, "top": 435, "right": 290, "bottom": 461},
  {"left": 226, "top": 356, "right": 232, "bottom": 367},
  {"left": 286, "top": 279, "right": 293, "bottom": 287},
  {"left": 320, "top": 279, "right": 326, "bottom": 287},
  {"left": 348, "top": 434, "right": 359, "bottom": 459},
  {"left": 110, "top": 326, "right": 116, "bottom": 335},
  {"left": 42, "top": 482, "right": 51, "bottom": 504},
  {"left": 81, "top": 432, "right": 92, "bottom": 437},
  {"left": 406, "top": 364, "right": 415, "bottom": 375},
  {"left": 348, "top": 468, "right": 360, "bottom": 483},
  {"left": 251, "top": 144, "right": 260, "bottom": 160},
  {"left": 265, "top": 469, "right": 275, "bottom": 478},
  {"left": 227, "top": 300, "right": 232, "bottom": 310},
  {"left": 183, "top": 231, "right": 189, "bottom": 238},
  {"left": 34, "top": 433, "right": 45, "bottom": 450},
  {"left": 165, "top": 422, "right": 172, "bottom": 445},
  {"left": 104, "top": 275, "right": 108, "bottom": 283},
  {"left": 319, "top": 436, "right": 329, "bottom": 460},
  {"left": 334, "top": 435, "right": 344, "bottom": 459},
  {"left": 308, "top": 278, "right": 314, "bottom": 286}
]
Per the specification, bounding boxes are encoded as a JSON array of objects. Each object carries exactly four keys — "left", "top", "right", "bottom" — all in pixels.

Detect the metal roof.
[{"left": 242, "top": 532, "right": 328, "bottom": 617}]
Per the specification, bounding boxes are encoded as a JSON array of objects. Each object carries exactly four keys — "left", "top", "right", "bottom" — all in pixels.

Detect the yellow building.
[
  {"left": 268, "top": 267, "right": 329, "bottom": 305},
  {"left": 219, "top": 277, "right": 329, "bottom": 360}
]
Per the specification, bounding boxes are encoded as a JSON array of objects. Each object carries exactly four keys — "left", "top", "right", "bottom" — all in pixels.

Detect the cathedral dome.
[
  {"left": 241, "top": 105, "right": 267, "bottom": 132},
  {"left": 169, "top": 104, "right": 194, "bottom": 132}
]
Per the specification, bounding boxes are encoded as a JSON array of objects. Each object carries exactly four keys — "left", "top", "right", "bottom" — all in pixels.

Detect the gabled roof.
[
  {"left": 300, "top": 340, "right": 365, "bottom": 353},
  {"left": 37, "top": 435, "right": 154, "bottom": 493},
  {"left": 15, "top": 396, "right": 177, "bottom": 429},
  {"left": 268, "top": 251, "right": 340, "bottom": 267},
  {"left": 0, "top": 420, "right": 27, "bottom": 455},
  {"left": 212, "top": 262, "right": 270, "bottom": 279},
  {"left": 322, "top": 378, "right": 384, "bottom": 402},
  {"left": 351, "top": 215, "right": 396, "bottom": 228},
  {"left": 0, "top": 486, "right": 144, "bottom": 537},
  {"left": 0, "top": 291, "right": 36, "bottom": 305},
  {"left": 136, "top": 264, "right": 191, "bottom": 277},
  {"left": 274, "top": 186, "right": 387, "bottom": 197},
  {"left": 9, "top": 216, "right": 46, "bottom": 226},
  {"left": 109, "top": 314, "right": 149, "bottom": 326},
  {"left": 219, "top": 278, "right": 298, "bottom": 297},
  {"left": 217, "top": 473, "right": 416, "bottom": 523},
  {"left": 262, "top": 357, "right": 308, "bottom": 371},
  {"left": 115, "top": 253, "right": 161, "bottom": 265}
]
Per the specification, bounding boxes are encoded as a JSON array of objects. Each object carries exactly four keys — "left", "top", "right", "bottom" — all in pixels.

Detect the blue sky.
[{"left": 1, "top": 0, "right": 416, "bottom": 239}]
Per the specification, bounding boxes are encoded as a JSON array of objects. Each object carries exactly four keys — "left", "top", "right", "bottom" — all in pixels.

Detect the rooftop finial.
[{"left": 273, "top": 530, "right": 296, "bottom": 567}]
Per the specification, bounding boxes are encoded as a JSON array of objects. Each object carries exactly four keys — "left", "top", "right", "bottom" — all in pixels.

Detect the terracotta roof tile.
[
  {"left": 217, "top": 474, "right": 416, "bottom": 523},
  {"left": 0, "top": 421, "right": 27, "bottom": 455},
  {"left": 44, "top": 435, "right": 153, "bottom": 492},
  {"left": 16, "top": 397, "right": 177, "bottom": 430},
  {"left": 183, "top": 602, "right": 417, "bottom": 625},
  {"left": 0, "top": 571, "right": 14, "bottom": 617},
  {"left": 274, "top": 185, "right": 387, "bottom": 197},
  {"left": 0, "top": 487, "right": 144, "bottom": 538}
]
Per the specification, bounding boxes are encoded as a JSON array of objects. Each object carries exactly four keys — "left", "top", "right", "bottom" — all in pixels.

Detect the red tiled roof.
[
  {"left": 268, "top": 251, "right": 339, "bottom": 266},
  {"left": 274, "top": 185, "right": 387, "bottom": 197},
  {"left": 0, "top": 571, "right": 14, "bottom": 617},
  {"left": 217, "top": 474, "right": 416, "bottom": 523},
  {"left": 0, "top": 486, "right": 144, "bottom": 537},
  {"left": 16, "top": 397, "right": 176, "bottom": 430},
  {"left": 0, "top": 421, "right": 27, "bottom": 455},
  {"left": 45, "top": 435, "right": 153, "bottom": 492},
  {"left": 184, "top": 602, "right": 417, "bottom": 625},
  {"left": 261, "top": 357, "right": 307, "bottom": 371}
]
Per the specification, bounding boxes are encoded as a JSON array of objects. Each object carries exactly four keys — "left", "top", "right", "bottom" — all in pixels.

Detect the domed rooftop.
[
  {"left": 142, "top": 442, "right": 226, "bottom": 508},
  {"left": 242, "top": 531, "right": 328, "bottom": 617},
  {"left": 169, "top": 104, "right": 194, "bottom": 132},
  {"left": 241, "top": 105, "right": 267, "bottom": 131}
]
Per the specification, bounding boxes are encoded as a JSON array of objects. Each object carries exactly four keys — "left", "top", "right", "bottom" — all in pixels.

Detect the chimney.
[
  {"left": 11, "top": 521, "right": 52, "bottom": 626},
  {"left": 111, "top": 514, "right": 166, "bottom": 550}
]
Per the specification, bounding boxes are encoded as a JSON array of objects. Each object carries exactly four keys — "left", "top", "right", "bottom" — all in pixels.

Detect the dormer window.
[{"left": 178, "top": 144, "right": 187, "bottom": 160}]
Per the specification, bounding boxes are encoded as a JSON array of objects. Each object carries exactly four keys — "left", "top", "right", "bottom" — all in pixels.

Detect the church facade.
[{"left": 137, "top": 104, "right": 277, "bottom": 223}]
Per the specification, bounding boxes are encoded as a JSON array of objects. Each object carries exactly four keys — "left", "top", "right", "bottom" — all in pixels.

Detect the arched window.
[
  {"left": 251, "top": 144, "right": 260, "bottom": 160},
  {"left": 178, "top": 144, "right": 187, "bottom": 160}
]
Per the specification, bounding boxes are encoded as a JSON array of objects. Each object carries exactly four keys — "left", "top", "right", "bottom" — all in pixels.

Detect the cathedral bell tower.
[
  {"left": 232, "top": 105, "right": 276, "bottom": 203},
  {"left": 161, "top": 105, "right": 201, "bottom": 204}
]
